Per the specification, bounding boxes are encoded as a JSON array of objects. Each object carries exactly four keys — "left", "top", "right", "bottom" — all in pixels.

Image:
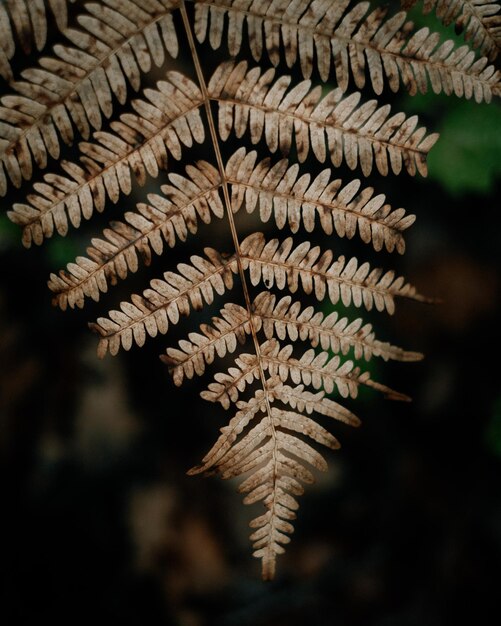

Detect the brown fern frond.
[
  {"left": 8, "top": 74, "right": 204, "bottom": 246},
  {"left": 92, "top": 228, "right": 426, "bottom": 362},
  {"left": 90, "top": 247, "right": 237, "bottom": 358},
  {"left": 4, "top": 0, "right": 484, "bottom": 582},
  {"left": 192, "top": 384, "right": 315, "bottom": 580},
  {"left": 161, "top": 302, "right": 252, "bottom": 384},
  {"left": 404, "top": 0, "right": 501, "bottom": 61},
  {"left": 199, "top": 349, "right": 265, "bottom": 409},
  {"left": 0, "top": 0, "right": 74, "bottom": 80},
  {"left": 253, "top": 292, "right": 423, "bottom": 362},
  {"left": 0, "top": 0, "right": 180, "bottom": 195},
  {"left": 188, "top": 383, "right": 341, "bottom": 580},
  {"left": 248, "top": 339, "right": 410, "bottom": 399},
  {"left": 48, "top": 160, "right": 223, "bottom": 310},
  {"left": 190, "top": 335, "right": 406, "bottom": 578},
  {"left": 209, "top": 61, "right": 440, "bottom": 177},
  {"left": 196, "top": 0, "right": 500, "bottom": 100},
  {"left": 190, "top": 388, "right": 273, "bottom": 475},
  {"left": 270, "top": 382, "right": 361, "bottom": 426},
  {"left": 240, "top": 232, "right": 429, "bottom": 314},
  {"left": 226, "top": 148, "right": 415, "bottom": 253},
  {"left": 163, "top": 290, "right": 422, "bottom": 385}
]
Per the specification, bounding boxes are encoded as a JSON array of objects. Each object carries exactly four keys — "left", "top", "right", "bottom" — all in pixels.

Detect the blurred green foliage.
[
  {"left": 399, "top": 2, "right": 501, "bottom": 195},
  {"left": 428, "top": 101, "right": 501, "bottom": 195},
  {"left": 46, "top": 237, "right": 80, "bottom": 268},
  {"left": 0, "top": 212, "right": 79, "bottom": 267},
  {"left": 0, "top": 213, "right": 18, "bottom": 247}
]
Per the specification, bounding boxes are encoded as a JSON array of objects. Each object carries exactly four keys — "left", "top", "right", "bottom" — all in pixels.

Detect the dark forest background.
[{"left": 0, "top": 2, "right": 500, "bottom": 625}]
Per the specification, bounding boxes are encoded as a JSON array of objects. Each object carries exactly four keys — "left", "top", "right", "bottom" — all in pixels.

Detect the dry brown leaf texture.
[{"left": 2, "top": 0, "right": 500, "bottom": 580}]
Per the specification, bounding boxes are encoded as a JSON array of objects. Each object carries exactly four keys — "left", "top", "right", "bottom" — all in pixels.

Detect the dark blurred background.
[{"left": 0, "top": 2, "right": 500, "bottom": 625}]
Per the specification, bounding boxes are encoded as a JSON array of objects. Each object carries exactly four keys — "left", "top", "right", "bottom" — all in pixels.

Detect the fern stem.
[
  {"left": 180, "top": 1, "right": 280, "bottom": 579},
  {"left": 180, "top": 2, "right": 278, "bottom": 579},
  {"left": 179, "top": 3, "right": 256, "bottom": 350}
]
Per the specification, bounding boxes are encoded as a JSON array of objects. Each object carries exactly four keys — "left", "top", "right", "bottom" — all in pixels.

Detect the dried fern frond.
[
  {"left": 185, "top": 334, "right": 408, "bottom": 579},
  {"left": 48, "top": 160, "right": 223, "bottom": 309},
  {"left": 196, "top": 0, "right": 500, "bottom": 99},
  {"left": 190, "top": 377, "right": 347, "bottom": 581},
  {"left": 403, "top": 0, "right": 501, "bottom": 60},
  {"left": 90, "top": 246, "right": 236, "bottom": 358},
  {"left": 253, "top": 292, "right": 422, "bottom": 362},
  {"left": 0, "top": 0, "right": 179, "bottom": 196},
  {"left": 0, "top": 0, "right": 74, "bottom": 80},
  {"left": 9, "top": 73, "right": 204, "bottom": 246},
  {"left": 227, "top": 148, "right": 415, "bottom": 253},
  {"left": 240, "top": 232, "right": 428, "bottom": 314},
  {"left": 162, "top": 291, "right": 422, "bottom": 385},
  {"left": 4, "top": 0, "right": 495, "bottom": 581},
  {"left": 209, "top": 61, "right": 439, "bottom": 177}
]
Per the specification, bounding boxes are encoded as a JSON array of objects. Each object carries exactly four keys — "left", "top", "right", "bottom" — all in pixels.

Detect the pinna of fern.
[
  {"left": 401, "top": 0, "right": 501, "bottom": 61},
  {"left": 1, "top": 0, "right": 500, "bottom": 202},
  {"left": 2, "top": 0, "right": 500, "bottom": 579}
]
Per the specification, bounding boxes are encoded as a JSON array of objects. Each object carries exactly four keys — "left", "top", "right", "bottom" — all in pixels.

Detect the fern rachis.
[{"left": 2, "top": 0, "right": 500, "bottom": 579}]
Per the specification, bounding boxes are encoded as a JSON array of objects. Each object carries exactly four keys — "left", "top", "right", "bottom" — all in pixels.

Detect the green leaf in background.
[
  {"left": 395, "top": 3, "right": 501, "bottom": 196},
  {"left": 398, "top": 88, "right": 501, "bottom": 196},
  {"left": 427, "top": 102, "right": 501, "bottom": 196},
  {"left": 0, "top": 213, "right": 20, "bottom": 248},
  {"left": 47, "top": 237, "right": 81, "bottom": 268}
]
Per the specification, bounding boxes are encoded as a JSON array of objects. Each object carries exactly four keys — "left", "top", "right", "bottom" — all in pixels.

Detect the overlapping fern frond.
[
  {"left": 0, "top": 0, "right": 179, "bottom": 195},
  {"left": 3, "top": 0, "right": 500, "bottom": 579},
  {"left": 0, "top": 0, "right": 75, "bottom": 80},
  {"left": 402, "top": 0, "right": 501, "bottom": 60},
  {"left": 196, "top": 0, "right": 500, "bottom": 97}
]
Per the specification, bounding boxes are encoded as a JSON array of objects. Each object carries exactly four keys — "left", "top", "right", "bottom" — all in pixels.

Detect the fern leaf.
[
  {"left": 161, "top": 302, "right": 252, "bottom": 385},
  {"left": 190, "top": 389, "right": 272, "bottom": 474},
  {"left": 8, "top": 74, "right": 204, "bottom": 246},
  {"left": 90, "top": 247, "right": 237, "bottom": 358},
  {"left": 239, "top": 232, "right": 428, "bottom": 314},
  {"left": 199, "top": 352, "right": 263, "bottom": 409},
  {"left": 3, "top": 0, "right": 474, "bottom": 581},
  {"left": 404, "top": 0, "right": 501, "bottom": 61},
  {"left": 209, "top": 61, "right": 440, "bottom": 177},
  {"left": 199, "top": 337, "right": 408, "bottom": 404},
  {"left": 270, "top": 382, "right": 361, "bottom": 426},
  {"left": 164, "top": 291, "right": 422, "bottom": 385},
  {"left": 227, "top": 148, "right": 415, "bottom": 253},
  {"left": 48, "top": 161, "right": 223, "bottom": 310},
  {"left": 191, "top": 377, "right": 345, "bottom": 580},
  {"left": 0, "top": 0, "right": 180, "bottom": 195},
  {"left": 253, "top": 292, "right": 423, "bottom": 362},
  {"left": 196, "top": 0, "right": 500, "bottom": 100},
  {"left": 252, "top": 339, "right": 409, "bottom": 399},
  {"left": 0, "top": 0, "right": 74, "bottom": 80},
  {"left": 191, "top": 335, "right": 407, "bottom": 579}
]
